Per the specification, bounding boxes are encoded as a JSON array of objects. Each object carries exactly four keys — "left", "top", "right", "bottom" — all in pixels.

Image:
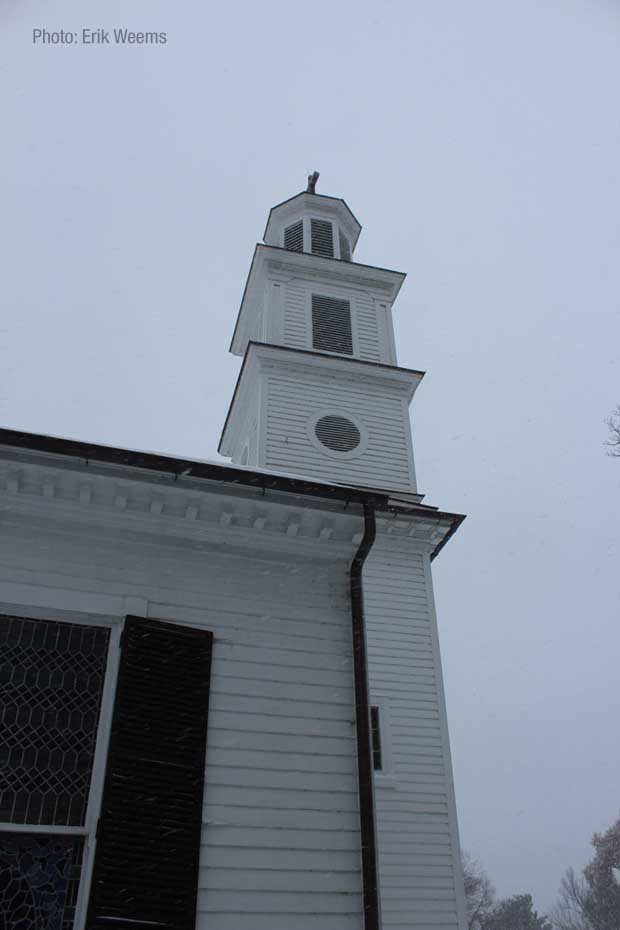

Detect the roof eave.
[
  {"left": 230, "top": 245, "right": 407, "bottom": 356},
  {"left": 263, "top": 191, "right": 362, "bottom": 245},
  {"left": 220, "top": 341, "right": 425, "bottom": 454}
]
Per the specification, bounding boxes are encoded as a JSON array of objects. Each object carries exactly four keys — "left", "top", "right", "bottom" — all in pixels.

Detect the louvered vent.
[
  {"left": 284, "top": 220, "right": 303, "bottom": 252},
  {"left": 339, "top": 230, "right": 351, "bottom": 261},
  {"left": 312, "top": 294, "right": 353, "bottom": 355},
  {"left": 310, "top": 219, "right": 334, "bottom": 257},
  {"left": 315, "top": 415, "right": 361, "bottom": 452}
]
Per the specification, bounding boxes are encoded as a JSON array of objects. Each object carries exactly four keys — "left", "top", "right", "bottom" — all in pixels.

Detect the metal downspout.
[{"left": 350, "top": 500, "right": 381, "bottom": 930}]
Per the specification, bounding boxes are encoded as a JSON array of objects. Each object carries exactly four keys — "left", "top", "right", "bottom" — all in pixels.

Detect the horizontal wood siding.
[
  {"left": 355, "top": 293, "right": 381, "bottom": 363},
  {"left": 283, "top": 280, "right": 308, "bottom": 349},
  {"left": 363, "top": 534, "right": 466, "bottom": 930},
  {"left": 281, "top": 281, "right": 385, "bottom": 363},
  {"left": 265, "top": 373, "right": 414, "bottom": 492},
  {"left": 0, "top": 520, "right": 364, "bottom": 930}
]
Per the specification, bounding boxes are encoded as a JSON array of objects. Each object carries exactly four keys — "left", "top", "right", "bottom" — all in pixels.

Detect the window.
[
  {"left": 311, "top": 294, "right": 353, "bottom": 355},
  {"left": 315, "top": 415, "right": 361, "bottom": 453},
  {"left": 0, "top": 615, "right": 112, "bottom": 930},
  {"left": 339, "top": 229, "right": 351, "bottom": 262},
  {"left": 284, "top": 220, "right": 303, "bottom": 252},
  {"left": 310, "top": 219, "right": 334, "bottom": 258},
  {"left": 370, "top": 705, "right": 382, "bottom": 771},
  {"left": 0, "top": 613, "right": 213, "bottom": 930}
]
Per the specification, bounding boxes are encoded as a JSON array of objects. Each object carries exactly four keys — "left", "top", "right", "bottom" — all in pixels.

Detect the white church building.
[{"left": 0, "top": 179, "right": 467, "bottom": 930}]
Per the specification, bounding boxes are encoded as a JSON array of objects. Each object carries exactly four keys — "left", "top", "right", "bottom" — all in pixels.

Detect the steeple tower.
[{"left": 220, "top": 177, "right": 423, "bottom": 498}]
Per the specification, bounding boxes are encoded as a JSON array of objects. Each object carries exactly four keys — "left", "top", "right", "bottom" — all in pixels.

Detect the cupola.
[{"left": 263, "top": 173, "right": 361, "bottom": 261}]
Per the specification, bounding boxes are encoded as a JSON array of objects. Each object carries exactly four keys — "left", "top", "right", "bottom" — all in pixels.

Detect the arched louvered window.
[
  {"left": 315, "top": 415, "right": 361, "bottom": 452},
  {"left": 310, "top": 219, "right": 334, "bottom": 258},
  {"left": 284, "top": 220, "right": 303, "bottom": 252},
  {"left": 339, "top": 230, "right": 351, "bottom": 262},
  {"left": 311, "top": 294, "right": 353, "bottom": 355}
]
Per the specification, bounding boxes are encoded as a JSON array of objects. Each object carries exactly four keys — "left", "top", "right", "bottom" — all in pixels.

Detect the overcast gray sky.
[{"left": 2, "top": 0, "right": 620, "bottom": 914}]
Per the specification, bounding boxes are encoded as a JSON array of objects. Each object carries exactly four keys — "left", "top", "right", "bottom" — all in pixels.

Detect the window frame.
[
  {"left": 0, "top": 608, "right": 124, "bottom": 930},
  {"left": 283, "top": 218, "right": 304, "bottom": 253},
  {"left": 305, "top": 286, "right": 359, "bottom": 358},
  {"left": 369, "top": 697, "right": 396, "bottom": 789},
  {"left": 281, "top": 216, "right": 350, "bottom": 260},
  {"left": 306, "top": 408, "right": 368, "bottom": 461}
]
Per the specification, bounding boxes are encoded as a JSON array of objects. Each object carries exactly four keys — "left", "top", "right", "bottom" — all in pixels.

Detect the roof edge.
[
  {"left": 0, "top": 427, "right": 387, "bottom": 508},
  {"left": 0, "top": 427, "right": 465, "bottom": 558},
  {"left": 263, "top": 191, "right": 362, "bottom": 242},
  {"left": 230, "top": 245, "right": 407, "bottom": 355},
  {"left": 219, "top": 341, "right": 425, "bottom": 453}
]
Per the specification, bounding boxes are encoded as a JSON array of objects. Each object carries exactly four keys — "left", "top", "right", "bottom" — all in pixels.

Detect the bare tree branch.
[
  {"left": 551, "top": 868, "right": 594, "bottom": 930},
  {"left": 604, "top": 405, "right": 620, "bottom": 457},
  {"left": 462, "top": 851, "right": 495, "bottom": 930}
]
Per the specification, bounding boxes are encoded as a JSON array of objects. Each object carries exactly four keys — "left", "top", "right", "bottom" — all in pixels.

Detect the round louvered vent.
[{"left": 315, "top": 415, "right": 361, "bottom": 452}]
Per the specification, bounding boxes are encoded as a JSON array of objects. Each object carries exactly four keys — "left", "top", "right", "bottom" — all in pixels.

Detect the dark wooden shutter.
[
  {"left": 310, "top": 218, "right": 334, "bottom": 257},
  {"left": 86, "top": 616, "right": 213, "bottom": 930},
  {"left": 311, "top": 294, "right": 353, "bottom": 355},
  {"left": 284, "top": 219, "right": 303, "bottom": 252}
]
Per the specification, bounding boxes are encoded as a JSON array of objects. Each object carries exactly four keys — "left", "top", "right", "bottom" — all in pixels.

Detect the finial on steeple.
[{"left": 306, "top": 171, "right": 320, "bottom": 194}]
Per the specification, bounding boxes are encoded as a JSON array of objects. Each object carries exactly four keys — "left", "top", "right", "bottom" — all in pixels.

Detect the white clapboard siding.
[
  {"left": 355, "top": 292, "right": 382, "bottom": 362},
  {"left": 281, "top": 280, "right": 385, "bottom": 363},
  {"left": 283, "top": 280, "right": 308, "bottom": 348},
  {"left": 196, "top": 915, "right": 362, "bottom": 930},
  {"left": 265, "top": 374, "right": 414, "bottom": 492},
  {"left": 0, "top": 520, "right": 364, "bottom": 930},
  {"left": 200, "top": 867, "right": 361, "bottom": 892},
  {"left": 363, "top": 532, "right": 467, "bottom": 930}
]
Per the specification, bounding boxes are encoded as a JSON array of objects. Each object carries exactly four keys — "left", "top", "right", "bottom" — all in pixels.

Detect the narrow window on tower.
[
  {"left": 311, "top": 294, "right": 353, "bottom": 355},
  {"left": 370, "top": 705, "right": 382, "bottom": 771},
  {"left": 338, "top": 229, "right": 351, "bottom": 261},
  {"left": 284, "top": 220, "right": 304, "bottom": 252},
  {"left": 310, "top": 219, "right": 334, "bottom": 257}
]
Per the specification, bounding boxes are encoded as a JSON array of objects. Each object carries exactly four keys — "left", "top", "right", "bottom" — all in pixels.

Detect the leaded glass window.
[
  {"left": 0, "top": 615, "right": 111, "bottom": 930},
  {"left": 0, "top": 833, "right": 83, "bottom": 930},
  {"left": 0, "top": 616, "right": 110, "bottom": 826}
]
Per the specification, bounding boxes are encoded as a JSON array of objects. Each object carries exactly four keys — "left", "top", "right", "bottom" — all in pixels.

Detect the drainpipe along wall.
[{"left": 350, "top": 500, "right": 381, "bottom": 930}]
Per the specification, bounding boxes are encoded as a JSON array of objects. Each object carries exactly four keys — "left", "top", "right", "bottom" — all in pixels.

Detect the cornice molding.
[
  {"left": 231, "top": 245, "right": 406, "bottom": 356},
  {"left": 0, "top": 458, "right": 364, "bottom": 561},
  {"left": 263, "top": 191, "right": 362, "bottom": 248},
  {"left": 220, "top": 342, "right": 423, "bottom": 457}
]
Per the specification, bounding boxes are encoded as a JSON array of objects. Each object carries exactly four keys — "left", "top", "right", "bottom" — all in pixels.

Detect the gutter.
[
  {"left": 0, "top": 428, "right": 384, "bottom": 510},
  {"left": 350, "top": 500, "right": 381, "bottom": 930},
  {"left": 0, "top": 427, "right": 463, "bottom": 560}
]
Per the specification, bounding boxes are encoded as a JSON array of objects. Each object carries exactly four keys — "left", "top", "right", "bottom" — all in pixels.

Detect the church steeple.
[{"left": 220, "top": 182, "right": 423, "bottom": 497}]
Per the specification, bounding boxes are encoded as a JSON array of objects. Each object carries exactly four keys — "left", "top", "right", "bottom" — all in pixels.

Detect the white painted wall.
[
  {"left": 0, "top": 484, "right": 365, "bottom": 930},
  {"left": 264, "top": 366, "right": 416, "bottom": 493},
  {"left": 280, "top": 278, "right": 386, "bottom": 364},
  {"left": 363, "top": 531, "right": 467, "bottom": 930}
]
